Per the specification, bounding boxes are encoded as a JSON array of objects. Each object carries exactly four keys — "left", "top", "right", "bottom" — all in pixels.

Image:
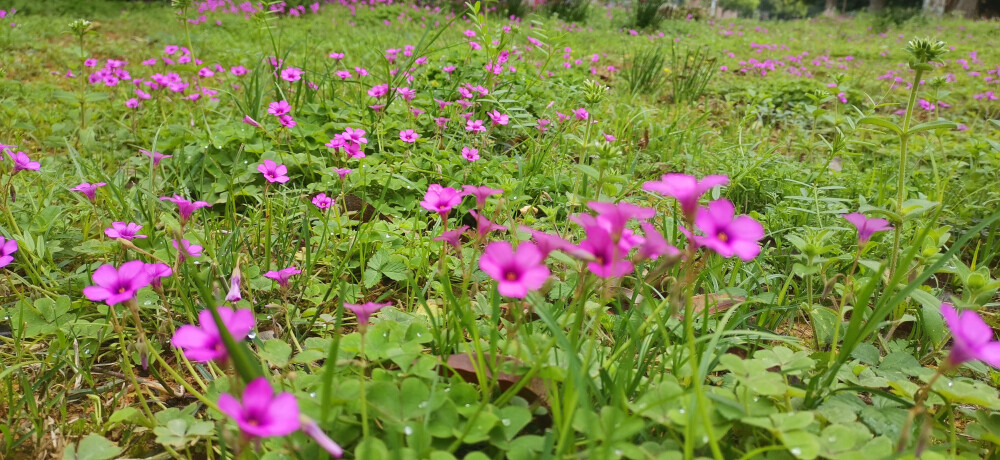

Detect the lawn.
[{"left": 1, "top": 0, "right": 1000, "bottom": 458}]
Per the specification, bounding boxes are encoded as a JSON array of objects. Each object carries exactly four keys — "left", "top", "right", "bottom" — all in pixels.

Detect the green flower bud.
[{"left": 904, "top": 38, "right": 948, "bottom": 70}]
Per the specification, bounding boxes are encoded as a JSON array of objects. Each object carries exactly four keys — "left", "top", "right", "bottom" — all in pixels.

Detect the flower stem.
[{"left": 889, "top": 68, "right": 924, "bottom": 281}]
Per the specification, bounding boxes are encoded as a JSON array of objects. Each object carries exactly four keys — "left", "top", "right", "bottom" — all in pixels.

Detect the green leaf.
[
  {"left": 778, "top": 430, "right": 820, "bottom": 459},
  {"left": 857, "top": 116, "right": 902, "bottom": 136},
  {"left": 498, "top": 406, "right": 532, "bottom": 441},
  {"left": 905, "top": 120, "right": 957, "bottom": 135},
  {"left": 259, "top": 339, "right": 292, "bottom": 367},
  {"left": 62, "top": 434, "right": 122, "bottom": 460},
  {"left": 108, "top": 407, "right": 145, "bottom": 426}
]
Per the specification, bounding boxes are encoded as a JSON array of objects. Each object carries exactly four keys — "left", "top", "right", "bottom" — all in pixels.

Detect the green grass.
[{"left": 1, "top": 1, "right": 999, "bottom": 458}]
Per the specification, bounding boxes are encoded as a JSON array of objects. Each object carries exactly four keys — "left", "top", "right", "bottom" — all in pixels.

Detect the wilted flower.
[
  {"left": 242, "top": 115, "right": 261, "bottom": 128},
  {"left": 225, "top": 269, "right": 242, "bottom": 302},
  {"left": 218, "top": 377, "right": 300, "bottom": 437},
  {"left": 479, "top": 241, "right": 550, "bottom": 298},
  {"left": 172, "top": 307, "right": 254, "bottom": 362}
]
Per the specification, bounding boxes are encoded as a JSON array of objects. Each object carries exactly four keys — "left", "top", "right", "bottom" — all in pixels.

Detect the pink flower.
[
  {"left": 479, "top": 242, "right": 550, "bottom": 298},
  {"left": 267, "top": 100, "right": 291, "bottom": 116},
  {"left": 536, "top": 119, "right": 550, "bottom": 133},
  {"left": 469, "top": 210, "right": 507, "bottom": 236},
  {"left": 264, "top": 266, "right": 301, "bottom": 287},
  {"left": 462, "top": 185, "right": 502, "bottom": 208},
  {"left": 7, "top": 151, "right": 40, "bottom": 174},
  {"left": 691, "top": 199, "right": 764, "bottom": 261},
  {"left": 572, "top": 108, "right": 589, "bottom": 120},
  {"left": 345, "top": 302, "right": 392, "bottom": 327},
  {"left": 140, "top": 148, "right": 172, "bottom": 165},
  {"left": 466, "top": 119, "right": 486, "bottom": 133},
  {"left": 368, "top": 83, "right": 388, "bottom": 98},
  {"left": 258, "top": 159, "right": 290, "bottom": 183},
  {"left": 225, "top": 271, "right": 242, "bottom": 302},
  {"left": 301, "top": 420, "right": 345, "bottom": 458},
  {"left": 278, "top": 114, "right": 296, "bottom": 128},
  {"left": 172, "top": 307, "right": 255, "bottom": 362},
  {"left": 577, "top": 225, "right": 634, "bottom": 278},
  {"left": 160, "top": 195, "right": 211, "bottom": 225},
  {"left": 105, "top": 222, "right": 146, "bottom": 240},
  {"left": 329, "top": 52, "right": 345, "bottom": 60},
  {"left": 82, "top": 260, "right": 152, "bottom": 306},
  {"left": 242, "top": 115, "right": 261, "bottom": 128},
  {"left": 519, "top": 226, "right": 577, "bottom": 258},
  {"left": 333, "top": 168, "right": 352, "bottom": 179},
  {"left": 642, "top": 173, "right": 729, "bottom": 217},
  {"left": 585, "top": 201, "right": 656, "bottom": 240},
  {"left": 164, "top": 45, "right": 179, "bottom": 55},
  {"left": 0, "top": 236, "right": 17, "bottom": 268},
  {"left": 488, "top": 110, "right": 509, "bottom": 126},
  {"left": 146, "top": 263, "right": 173, "bottom": 288},
  {"left": 603, "top": 133, "right": 617, "bottom": 142},
  {"left": 420, "top": 184, "right": 463, "bottom": 220},
  {"left": 637, "top": 223, "right": 679, "bottom": 261},
  {"left": 70, "top": 182, "right": 106, "bottom": 202},
  {"left": 399, "top": 129, "right": 420, "bottom": 143},
  {"left": 842, "top": 212, "right": 892, "bottom": 244},
  {"left": 218, "top": 377, "right": 300, "bottom": 438},
  {"left": 461, "top": 147, "right": 480, "bottom": 162},
  {"left": 435, "top": 117, "right": 451, "bottom": 130},
  {"left": 443, "top": 65, "right": 456, "bottom": 74},
  {"left": 941, "top": 303, "right": 1000, "bottom": 369},
  {"left": 280, "top": 67, "right": 303, "bottom": 82},
  {"left": 434, "top": 225, "right": 469, "bottom": 251},
  {"left": 125, "top": 98, "right": 140, "bottom": 108},
  {"left": 335, "top": 70, "right": 352, "bottom": 79},
  {"left": 312, "top": 193, "right": 334, "bottom": 210},
  {"left": 172, "top": 239, "right": 204, "bottom": 261},
  {"left": 231, "top": 65, "right": 249, "bottom": 76}
]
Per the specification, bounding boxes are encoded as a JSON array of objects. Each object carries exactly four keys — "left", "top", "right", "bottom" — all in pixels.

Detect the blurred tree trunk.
[
  {"left": 947, "top": 0, "right": 978, "bottom": 17},
  {"left": 825, "top": 0, "right": 837, "bottom": 15},
  {"left": 869, "top": 0, "right": 886, "bottom": 12},
  {"left": 923, "top": 0, "right": 946, "bottom": 15}
]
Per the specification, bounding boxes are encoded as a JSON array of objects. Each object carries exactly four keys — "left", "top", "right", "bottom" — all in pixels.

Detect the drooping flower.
[
  {"left": 242, "top": 115, "right": 261, "bottom": 128},
  {"left": 399, "top": 129, "right": 420, "bottom": 143},
  {"left": 70, "top": 182, "right": 106, "bottom": 202},
  {"left": 218, "top": 377, "right": 300, "bottom": 437},
  {"left": 434, "top": 225, "right": 469, "bottom": 251},
  {"left": 105, "top": 222, "right": 147, "bottom": 240},
  {"left": 160, "top": 195, "right": 211, "bottom": 225},
  {"left": 576, "top": 225, "right": 634, "bottom": 278},
  {"left": 642, "top": 173, "right": 729, "bottom": 217},
  {"left": 420, "top": 184, "right": 463, "bottom": 220},
  {"left": 82, "top": 260, "right": 152, "bottom": 306},
  {"left": 462, "top": 185, "right": 502, "bottom": 208},
  {"left": 172, "top": 239, "right": 204, "bottom": 261},
  {"left": 172, "top": 307, "right": 255, "bottom": 362},
  {"left": 301, "top": 419, "right": 344, "bottom": 458},
  {"left": 258, "top": 159, "right": 290, "bottom": 184},
  {"left": 842, "top": 212, "right": 893, "bottom": 245},
  {"left": 691, "top": 199, "right": 764, "bottom": 261},
  {"left": 479, "top": 241, "right": 550, "bottom": 298},
  {"left": 140, "top": 148, "right": 172, "bottom": 166},
  {"left": 146, "top": 262, "right": 173, "bottom": 288},
  {"left": 461, "top": 147, "right": 480, "bottom": 162},
  {"left": 519, "top": 226, "right": 577, "bottom": 258},
  {"left": 264, "top": 266, "right": 301, "bottom": 287},
  {"left": 637, "top": 223, "right": 679, "bottom": 261},
  {"left": 8, "top": 151, "right": 40, "bottom": 174},
  {"left": 312, "top": 193, "right": 333, "bottom": 210},
  {"left": 469, "top": 210, "right": 507, "bottom": 236},
  {"left": 0, "top": 236, "right": 17, "bottom": 268},
  {"left": 225, "top": 269, "right": 242, "bottom": 302},
  {"left": 345, "top": 301, "right": 392, "bottom": 327},
  {"left": 940, "top": 303, "right": 1000, "bottom": 369}
]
